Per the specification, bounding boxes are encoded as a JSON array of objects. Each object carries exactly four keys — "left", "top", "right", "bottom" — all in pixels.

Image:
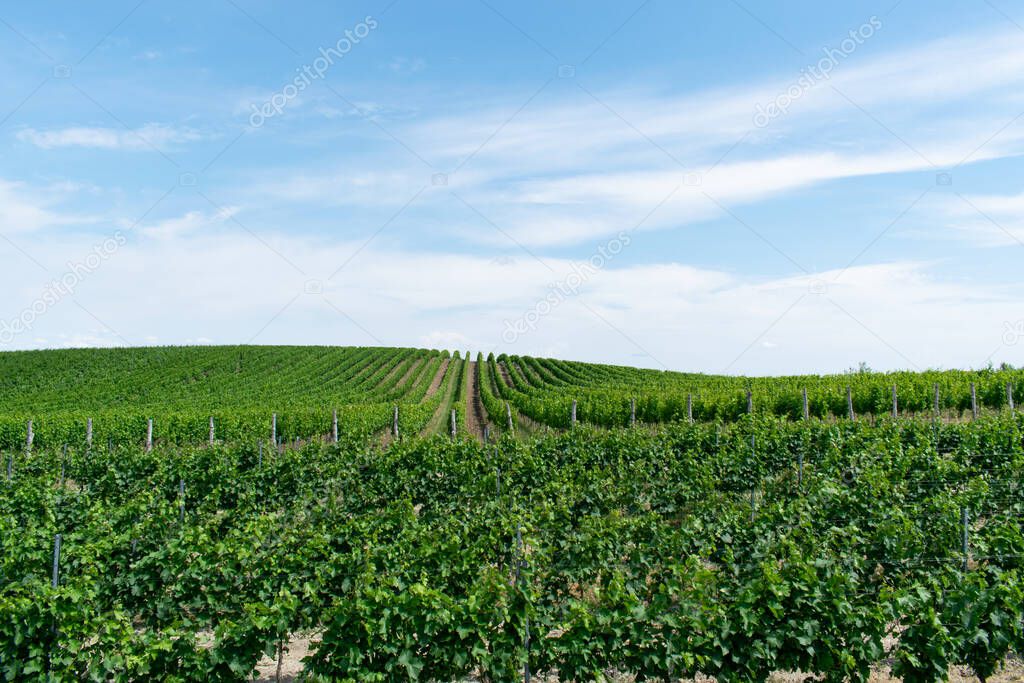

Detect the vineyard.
[{"left": 2, "top": 346, "right": 1023, "bottom": 681}]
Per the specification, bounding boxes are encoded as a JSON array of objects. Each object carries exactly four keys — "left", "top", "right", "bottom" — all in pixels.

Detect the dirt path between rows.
[
  {"left": 378, "top": 406, "right": 397, "bottom": 449},
  {"left": 375, "top": 359, "right": 430, "bottom": 448},
  {"left": 512, "top": 361, "right": 534, "bottom": 387},
  {"left": 373, "top": 356, "right": 410, "bottom": 392},
  {"left": 464, "top": 361, "right": 488, "bottom": 441},
  {"left": 422, "top": 358, "right": 461, "bottom": 437},
  {"left": 497, "top": 360, "right": 513, "bottom": 388},
  {"left": 497, "top": 361, "right": 554, "bottom": 435},
  {"left": 424, "top": 358, "right": 450, "bottom": 399},
  {"left": 393, "top": 357, "right": 424, "bottom": 394}
]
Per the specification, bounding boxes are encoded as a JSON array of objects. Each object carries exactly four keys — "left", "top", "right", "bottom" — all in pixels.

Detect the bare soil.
[
  {"left": 513, "top": 361, "right": 534, "bottom": 387},
  {"left": 253, "top": 634, "right": 312, "bottom": 682},
  {"left": 468, "top": 662, "right": 1024, "bottom": 682},
  {"left": 393, "top": 356, "right": 425, "bottom": 392},
  {"left": 422, "top": 358, "right": 462, "bottom": 436},
  {"left": 497, "top": 360, "right": 513, "bottom": 388},
  {"left": 424, "top": 358, "right": 451, "bottom": 399},
  {"left": 374, "top": 356, "right": 411, "bottom": 391},
  {"left": 464, "top": 361, "right": 488, "bottom": 441},
  {"left": 252, "top": 634, "right": 1024, "bottom": 682},
  {"left": 377, "top": 360, "right": 450, "bottom": 446}
]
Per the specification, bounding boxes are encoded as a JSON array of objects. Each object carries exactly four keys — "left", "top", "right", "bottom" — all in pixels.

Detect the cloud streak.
[
  {"left": 139, "top": 206, "right": 240, "bottom": 240},
  {"left": 17, "top": 124, "right": 202, "bottom": 150},
  {"left": 1, "top": 230, "right": 1019, "bottom": 372},
  {"left": 239, "top": 24, "right": 1024, "bottom": 248}
]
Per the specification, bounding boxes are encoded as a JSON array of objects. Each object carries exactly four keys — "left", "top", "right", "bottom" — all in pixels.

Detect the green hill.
[{"left": 0, "top": 345, "right": 1020, "bottom": 448}]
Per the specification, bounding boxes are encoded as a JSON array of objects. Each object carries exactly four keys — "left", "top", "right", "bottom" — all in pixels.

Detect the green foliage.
[
  {"left": 493, "top": 353, "right": 1024, "bottom": 428},
  {"left": 0, "top": 346, "right": 448, "bottom": 448},
  {"left": 1, "top": 346, "right": 1023, "bottom": 680}
]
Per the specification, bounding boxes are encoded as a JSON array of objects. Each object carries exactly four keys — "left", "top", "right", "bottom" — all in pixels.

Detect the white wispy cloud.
[
  {"left": 3, "top": 17, "right": 1023, "bottom": 372},
  {"left": 402, "top": 26, "right": 1024, "bottom": 174},
  {"left": 241, "top": 25, "right": 1024, "bottom": 248},
  {"left": 933, "top": 191, "right": 1024, "bottom": 247},
  {"left": 419, "top": 330, "right": 476, "bottom": 349},
  {"left": 139, "top": 206, "right": 240, "bottom": 239},
  {"left": 17, "top": 124, "right": 202, "bottom": 150},
  {"left": 2, "top": 228, "right": 1019, "bottom": 372},
  {"left": 0, "top": 179, "right": 94, "bottom": 233},
  {"left": 385, "top": 56, "right": 426, "bottom": 74},
  {"left": 447, "top": 137, "right": 1024, "bottom": 248}
]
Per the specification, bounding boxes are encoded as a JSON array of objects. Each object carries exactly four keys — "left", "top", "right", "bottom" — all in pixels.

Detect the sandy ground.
[
  {"left": 497, "top": 360, "right": 514, "bottom": 388},
  {"left": 465, "top": 361, "right": 488, "bottom": 441},
  {"left": 425, "top": 358, "right": 451, "bottom": 399},
  {"left": 394, "top": 357, "right": 426, "bottom": 393},
  {"left": 422, "top": 358, "right": 462, "bottom": 437},
  {"left": 495, "top": 361, "right": 548, "bottom": 437},
  {"left": 253, "top": 635, "right": 312, "bottom": 682},
  {"left": 464, "top": 665, "right": 1024, "bottom": 682},
  {"left": 254, "top": 634, "right": 1023, "bottom": 682},
  {"left": 512, "top": 362, "right": 537, "bottom": 388},
  {"left": 376, "top": 357, "right": 412, "bottom": 391}
]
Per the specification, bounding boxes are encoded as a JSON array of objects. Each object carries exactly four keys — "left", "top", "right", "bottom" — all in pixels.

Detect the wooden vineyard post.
[
  {"left": 962, "top": 507, "right": 970, "bottom": 572},
  {"left": 332, "top": 409, "right": 339, "bottom": 444},
  {"left": 934, "top": 383, "right": 940, "bottom": 419},
  {"left": 971, "top": 382, "right": 978, "bottom": 420},
  {"left": 179, "top": 480, "right": 186, "bottom": 523},
  {"left": 750, "top": 435, "right": 756, "bottom": 522},
  {"left": 506, "top": 403, "right": 514, "bottom": 432},
  {"left": 49, "top": 532, "right": 62, "bottom": 673},
  {"left": 146, "top": 419, "right": 153, "bottom": 452},
  {"left": 802, "top": 388, "right": 809, "bottom": 420},
  {"left": 271, "top": 413, "right": 277, "bottom": 445},
  {"left": 1008, "top": 383, "right": 1016, "bottom": 414},
  {"left": 484, "top": 425, "right": 490, "bottom": 443},
  {"left": 630, "top": 397, "right": 636, "bottom": 427},
  {"left": 746, "top": 389, "right": 753, "bottom": 414},
  {"left": 687, "top": 394, "right": 693, "bottom": 423},
  {"left": 891, "top": 385, "right": 898, "bottom": 419},
  {"left": 52, "top": 534, "right": 62, "bottom": 589},
  {"left": 515, "top": 523, "right": 530, "bottom": 683},
  {"left": 86, "top": 418, "right": 93, "bottom": 448},
  {"left": 26, "top": 420, "right": 33, "bottom": 453},
  {"left": 450, "top": 409, "right": 457, "bottom": 438},
  {"left": 208, "top": 417, "right": 215, "bottom": 445},
  {"left": 571, "top": 400, "right": 577, "bottom": 428},
  {"left": 523, "top": 612, "right": 531, "bottom": 683},
  {"left": 847, "top": 386, "right": 855, "bottom": 421},
  {"left": 393, "top": 406, "right": 400, "bottom": 439}
]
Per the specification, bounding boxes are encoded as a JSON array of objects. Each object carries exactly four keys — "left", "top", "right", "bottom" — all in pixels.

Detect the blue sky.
[{"left": 2, "top": 0, "right": 1024, "bottom": 374}]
